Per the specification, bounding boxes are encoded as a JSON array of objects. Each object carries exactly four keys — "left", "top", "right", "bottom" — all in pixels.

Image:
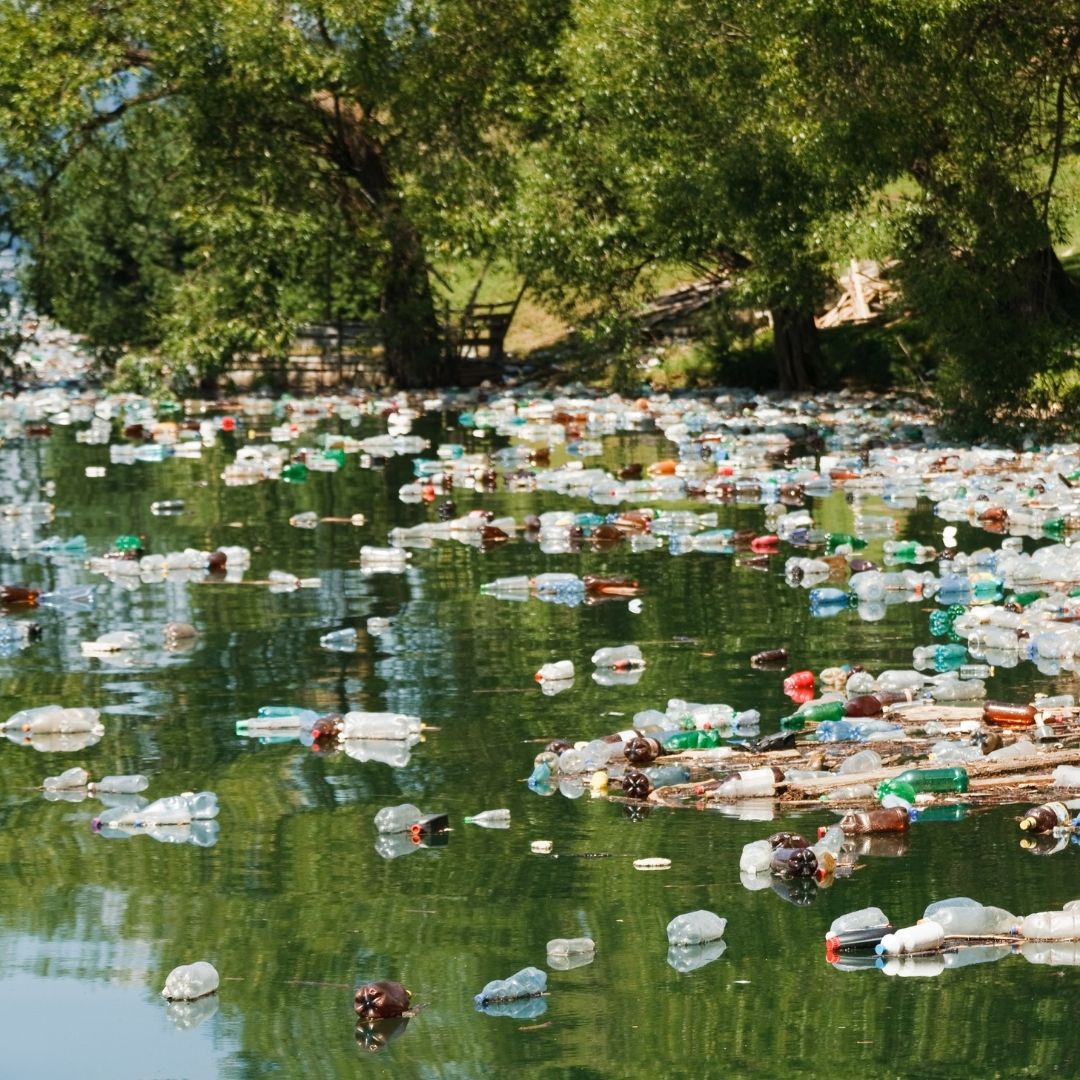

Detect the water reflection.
[{"left": 1, "top": 412, "right": 1080, "bottom": 1077}]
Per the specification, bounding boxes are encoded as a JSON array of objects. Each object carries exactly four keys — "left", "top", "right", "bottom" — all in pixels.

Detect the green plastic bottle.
[
  {"left": 796, "top": 700, "right": 845, "bottom": 724},
  {"left": 281, "top": 462, "right": 309, "bottom": 483},
  {"left": 113, "top": 534, "right": 143, "bottom": 552},
  {"left": 660, "top": 728, "right": 722, "bottom": 751},
  {"left": 877, "top": 767, "right": 968, "bottom": 800},
  {"left": 826, "top": 533, "right": 867, "bottom": 553}
]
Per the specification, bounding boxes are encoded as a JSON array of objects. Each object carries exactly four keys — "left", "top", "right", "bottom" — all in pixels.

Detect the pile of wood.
[{"left": 816, "top": 259, "right": 894, "bottom": 329}]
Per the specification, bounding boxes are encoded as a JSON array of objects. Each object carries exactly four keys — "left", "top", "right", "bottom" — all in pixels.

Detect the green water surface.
[{"left": 0, "top": 414, "right": 1075, "bottom": 1080}]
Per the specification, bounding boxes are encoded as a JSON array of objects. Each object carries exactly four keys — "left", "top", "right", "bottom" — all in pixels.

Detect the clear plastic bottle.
[
  {"left": 545, "top": 937, "right": 595, "bottom": 956},
  {"left": 1052, "top": 765, "right": 1080, "bottom": 788},
  {"left": 464, "top": 809, "right": 511, "bottom": 828},
  {"left": 89, "top": 774, "right": 148, "bottom": 794},
  {"left": 43, "top": 766, "right": 89, "bottom": 791},
  {"left": 666, "top": 910, "right": 727, "bottom": 946},
  {"left": 474, "top": 966, "right": 547, "bottom": 1006},
  {"left": 590, "top": 644, "right": 644, "bottom": 669},
  {"left": 373, "top": 803, "right": 422, "bottom": 834},
  {"left": 480, "top": 575, "right": 531, "bottom": 596},
  {"left": 184, "top": 791, "right": 219, "bottom": 819},
  {"left": 535, "top": 660, "right": 574, "bottom": 682},
  {"left": 340, "top": 712, "right": 421, "bottom": 740},
  {"left": 836, "top": 749, "right": 882, "bottom": 775},
  {"left": 20, "top": 707, "right": 103, "bottom": 735},
  {"left": 319, "top": 627, "right": 358, "bottom": 651},
  {"left": 1018, "top": 911, "right": 1080, "bottom": 939},
  {"left": 923, "top": 898, "right": 1015, "bottom": 935},
  {"left": 739, "top": 839, "right": 773, "bottom": 874},
  {"left": 161, "top": 961, "right": 220, "bottom": 1001}
]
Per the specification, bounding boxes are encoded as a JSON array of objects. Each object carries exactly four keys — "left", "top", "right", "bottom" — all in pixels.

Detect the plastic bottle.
[
  {"left": 319, "top": 627, "right": 358, "bottom": 651},
  {"left": 739, "top": 839, "right": 773, "bottom": 874},
  {"left": 13, "top": 707, "right": 103, "bottom": 735},
  {"left": 373, "top": 803, "right": 423, "bottom": 834},
  {"left": 875, "top": 920, "right": 945, "bottom": 956},
  {"left": 795, "top": 699, "right": 845, "bottom": 724},
  {"left": 590, "top": 644, "right": 644, "bottom": 670},
  {"left": 1018, "top": 802, "right": 1070, "bottom": 833},
  {"left": 0, "top": 585, "right": 39, "bottom": 606},
  {"left": 643, "top": 764, "right": 690, "bottom": 789},
  {"left": 235, "top": 709, "right": 319, "bottom": 736},
  {"left": 88, "top": 774, "right": 149, "bottom": 794},
  {"left": 480, "top": 575, "right": 531, "bottom": 597},
  {"left": 474, "top": 967, "right": 547, "bottom": 1006},
  {"left": 43, "top": 766, "right": 89, "bottom": 791},
  {"left": 829, "top": 907, "right": 891, "bottom": 936},
  {"left": 151, "top": 500, "right": 186, "bottom": 515},
  {"left": 464, "top": 809, "right": 511, "bottom": 828},
  {"left": 717, "top": 766, "right": 784, "bottom": 798},
  {"left": 982, "top": 701, "right": 1037, "bottom": 727},
  {"left": 836, "top": 749, "right": 882, "bottom": 774},
  {"left": 1052, "top": 765, "right": 1080, "bottom": 788},
  {"left": 877, "top": 767, "right": 969, "bottom": 800},
  {"left": 161, "top": 961, "right": 220, "bottom": 1001},
  {"left": 825, "top": 907, "right": 892, "bottom": 952},
  {"left": 771, "top": 846, "right": 818, "bottom": 878},
  {"left": 751, "top": 648, "right": 788, "bottom": 666},
  {"left": 923, "top": 898, "right": 1015, "bottom": 935},
  {"left": 546, "top": 938, "right": 595, "bottom": 956},
  {"left": 666, "top": 910, "right": 727, "bottom": 946},
  {"left": 661, "top": 728, "right": 722, "bottom": 751},
  {"left": 340, "top": 712, "right": 421, "bottom": 740},
  {"left": 1018, "top": 911, "right": 1080, "bottom": 939},
  {"left": 94, "top": 792, "right": 215, "bottom": 830},
  {"left": 535, "top": 660, "right": 574, "bottom": 683},
  {"left": 840, "top": 807, "right": 910, "bottom": 834}
]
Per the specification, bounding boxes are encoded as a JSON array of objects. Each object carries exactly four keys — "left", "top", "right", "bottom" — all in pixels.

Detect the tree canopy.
[{"left": 1, "top": 1, "right": 1080, "bottom": 431}]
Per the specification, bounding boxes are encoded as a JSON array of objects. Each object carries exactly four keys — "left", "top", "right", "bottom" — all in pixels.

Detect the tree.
[
  {"left": 0, "top": 1, "right": 568, "bottom": 388},
  {"left": 511, "top": 0, "right": 871, "bottom": 390},
  {"left": 791, "top": 1, "right": 1080, "bottom": 433}
]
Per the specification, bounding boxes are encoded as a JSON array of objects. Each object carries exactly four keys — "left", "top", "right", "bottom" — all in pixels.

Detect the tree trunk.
[
  {"left": 770, "top": 305, "right": 822, "bottom": 391},
  {"left": 1012, "top": 245, "right": 1080, "bottom": 321},
  {"left": 379, "top": 212, "right": 453, "bottom": 388}
]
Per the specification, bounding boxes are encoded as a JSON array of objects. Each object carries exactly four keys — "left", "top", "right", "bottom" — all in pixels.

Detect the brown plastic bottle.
[
  {"left": 0, "top": 586, "right": 39, "bottom": 606},
  {"left": 844, "top": 694, "right": 884, "bottom": 717},
  {"left": 771, "top": 846, "right": 818, "bottom": 878},
  {"left": 839, "top": 807, "right": 910, "bottom": 834},
  {"left": 1018, "top": 801, "right": 1070, "bottom": 833},
  {"left": 625, "top": 737, "right": 661, "bottom": 765},
  {"left": 621, "top": 770, "right": 652, "bottom": 800},
  {"left": 583, "top": 575, "right": 639, "bottom": 596},
  {"left": 750, "top": 648, "right": 788, "bottom": 666},
  {"left": 767, "top": 831, "right": 809, "bottom": 850},
  {"left": 983, "top": 701, "right": 1037, "bottom": 728}
]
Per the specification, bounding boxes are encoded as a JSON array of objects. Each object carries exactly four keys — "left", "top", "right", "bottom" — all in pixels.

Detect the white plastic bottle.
[{"left": 876, "top": 920, "right": 945, "bottom": 955}]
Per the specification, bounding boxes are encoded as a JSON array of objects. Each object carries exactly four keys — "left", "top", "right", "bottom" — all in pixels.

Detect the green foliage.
[{"left": 0, "top": 0, "right": 570, "bottom": 389}]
